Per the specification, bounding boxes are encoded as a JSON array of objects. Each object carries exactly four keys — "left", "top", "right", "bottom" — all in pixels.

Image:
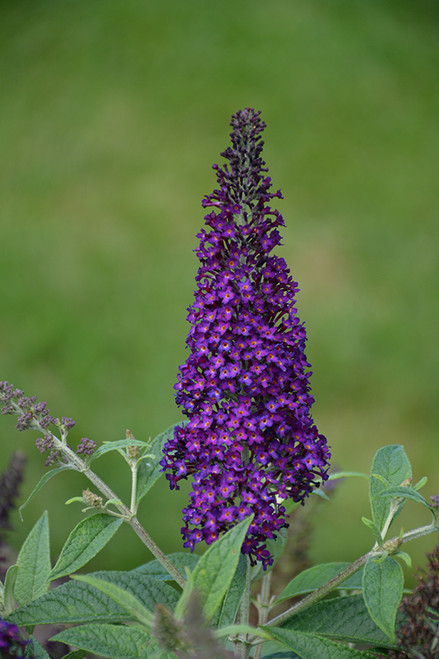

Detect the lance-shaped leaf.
[
  {"left": 51, "top": 623, "right": 156, "bottom": 659},
  {"left": 136, "top": 422, "right": 187, "bottom": 504},
  {"left": 89, "top": 439, "right": 150, "bottom": 462},
  {"left": 276, "top": 562, "right": 364, "bottom": 604},
  {"left": 260, "top": 646, "right": 300, "bottom": 658},
  {"left": 369, "top": 445, "right": 412, "bottom": 533},
  {"left": 8, "top": 570, "right": 179, "bottom": 626},
  {"left": 378, "top": 486, "right": 431, "bottom": 510},
  {"left": 362, "top": 555, "right": 404, "bottom": 642},
  {"left": 188, "top": 515, "right": 253, "bottom": 621},
  {"left": 279, "top": 594, "right": 397, "bottom": 648},
  {"left": 19, "top": 467, "right": 69, "bottom": 520},
  {"left": 3, "top": 564, "right": 18, "bottom": 614},
  {"left": 72, "top": 574, "right": 154, "bottom": 628},
  {"left": 25, "top": 638, "right": 50, "bottom": 659},
  {"left": 211, "top": 552, "right": 247, "bottom": 628},
  {"left": 265, "top": 628, "right": 378, "bottom": 659},
  {"left": 50, "top": 514, "right": 123, "bottom": 580},
  {"left": 15, "top": 510, "right": 51, "bottom": 606}
]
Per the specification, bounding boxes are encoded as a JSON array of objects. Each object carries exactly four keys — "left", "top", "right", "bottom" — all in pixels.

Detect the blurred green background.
[{"left": 1, "top": 0, "right": 438, "bottom": 584}]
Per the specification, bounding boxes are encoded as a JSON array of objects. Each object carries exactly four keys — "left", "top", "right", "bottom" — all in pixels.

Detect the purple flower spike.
[
  {"left": 161, "top": 109, "right": 330, "bottom": 567},
  {"left": 0, "top": 619, "right": 28, "bottom": 657}
]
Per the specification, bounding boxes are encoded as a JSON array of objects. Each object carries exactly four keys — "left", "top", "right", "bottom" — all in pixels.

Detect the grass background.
[{"left": 1, "top": 0, "right": 438, "bottom": 585}]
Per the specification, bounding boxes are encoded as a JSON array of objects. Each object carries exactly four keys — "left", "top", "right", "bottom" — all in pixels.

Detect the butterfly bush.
[{"left": 161, "top": 109, "right": 330, "bottom": 567}]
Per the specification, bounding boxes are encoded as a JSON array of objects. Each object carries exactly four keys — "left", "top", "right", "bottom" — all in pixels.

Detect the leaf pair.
[{"left": 11, "top": 511, "right": 123, "bottom": 610}]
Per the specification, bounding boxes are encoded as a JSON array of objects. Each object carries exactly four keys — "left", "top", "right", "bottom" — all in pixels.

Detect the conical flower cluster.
[{"left": 161, "top": 109, "right": 330, "bottom": 567}]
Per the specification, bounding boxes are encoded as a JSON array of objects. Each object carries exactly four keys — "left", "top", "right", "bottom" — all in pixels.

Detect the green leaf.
[
  {"left": 362, "top": 555, "right": 404, "bottom": 642},
  {"left": 369, "top": 445, "right": 412, "bottom": 533},
  {"left": 3, "top": 564, "right": 18, "bottom": 614},
  {"left": 215, "top": 623, "right": 271, "bottom": 640},
  {"left": 174, "top": 568, "right": 195, "bottom": 621},
  {"left": 89, "top": 439, "right": 150, "bottom": 462},
  {"left": 413, "top": 475, "right": 428, "bottom": 491},
  {"left": 265, "top": 628, "right": 378, "bottom": 658},
  {"left": 51, "top": 623, "right": 157, "bottom": 659},
  {"left": 276, "top": 563, "right": 363, "bottom": 604},
  {"left": 328, "top": 471, "right": 368, "bottom": 481},
  {"left": 50, "top": 513, "right": 123, "bottom": 580},
  {"left": 191, "top": 515, "right": 253, "bottom": 621},
  {"left": 261, "top": 644, "right": 300, "bottom": 658},
  {"left": 136, "top": 422, "right": 187, "bottom": 503},
  {"left": 134, "top": 552, "right": 200, "bottom": 580},
  {"left": 72, "top": 574, "right": 154, "bottom": 627},
  {"left": 15, "top": 511, "right": 51, "bottom": 606},
  {"left": 8, "top": 569, "right": 179, "bottom": 626},
  {"left": 60, "top": 652, "right": 89, "bottom": 659},
  {"left": 25, "top": 637, "right": 51, "bottom": 658},
  {"left": 361, "top": 517, "right": 383, "bottom": 545},
  {"left": 378, "top": 486, "right": 431, "bottom": 509},
  {"left": 19, "top": 467, "right": 69, "bottom": 520},
  {"left": 211, "top": 551, "right": 247, "bottom": 627},
  {"left": 280, "top": 594, "right": 396, "bottom": 648},
  {"left": 311, "top": 488, "right": 330, "bottom": 500},
  {"left": 394, "top": 551, "right": 412, "bottom": 568}
]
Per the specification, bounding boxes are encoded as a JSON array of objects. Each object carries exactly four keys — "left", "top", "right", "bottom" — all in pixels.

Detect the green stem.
[
  {"left": 237, "top": 556, "right": 251, "bottom": 658},
  {"left": 266, "top": 521, "right": 438, "bottom": 628},
  {"left": 130, "top": 462, "right": 138, "bottom": 515},
  {"left": 254, "top": 571, "right": 272, "bottom": 659},
  {"left": 50, "top": 433, "right": 187, "bottom": 589}
]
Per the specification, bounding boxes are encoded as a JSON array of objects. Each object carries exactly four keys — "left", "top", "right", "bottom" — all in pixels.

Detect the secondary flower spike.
[{"left": 161, "top": 109, "right": 330, "bottom": 567}]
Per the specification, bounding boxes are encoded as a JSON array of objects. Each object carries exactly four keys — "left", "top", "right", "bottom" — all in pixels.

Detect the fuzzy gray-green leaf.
[
  {"left": 362, "top": 555, "right": 404, "bottom": 642},
  {"left": 8, "top": 570, "right": 179, "bottom": 626},
  {"left": 369, "top": 445, "right": 412, "bottom": 533},
  {"left": 72, "top": 573, "right": 154, "bottom": 627},
  {"left": 19, "top": 467, "right": 69, "bottom": 520},
  {"left": 266, "top": 628, "right": 378, "bottom": 658},
  {"left": 25, "top": 638, "right": 50, "bottom": 659},
  {"left": 211, "top": 551, "right": 247, "bottom": 628},
  {"left": 51, "top": 623, "right": 156, "bottom": 659},
  {"left": 191, "top": 515, "right": 252, "bottom": 621},
  {"left": 15, "top": 511, "right": 51, "bottom": 606},
  {"left": 89, "top": 439, "right": 150, "bottom": 462},
  {"left": 50, "top": 514, "right": 123, "bottom": 580},
  {"left": 280, "top": 594, "right": 396, "bottom": 648},
  {"left": 276, "top": 562, "right": 364, "bottom": 604}
]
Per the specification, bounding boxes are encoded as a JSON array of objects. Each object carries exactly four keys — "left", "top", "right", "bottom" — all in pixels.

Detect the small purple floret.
[{"left": 161, "top": 109, "right": 330, "bottom": 567}]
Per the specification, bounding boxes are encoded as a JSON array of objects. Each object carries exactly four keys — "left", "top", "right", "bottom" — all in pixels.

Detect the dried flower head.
[
  {"left": 161, "top": 109, "right": 330, "bottom": 567},
  {"left": 82, "top": 489, "right": 103, "bottom": 508},
  {"left": 388, "top": 545, "right": 439, "bottom": 659}
]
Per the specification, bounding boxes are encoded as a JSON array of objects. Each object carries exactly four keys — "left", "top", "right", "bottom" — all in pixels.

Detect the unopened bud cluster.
[{"left": 0, "top": 381, "right": 96, "bottom": 465}]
